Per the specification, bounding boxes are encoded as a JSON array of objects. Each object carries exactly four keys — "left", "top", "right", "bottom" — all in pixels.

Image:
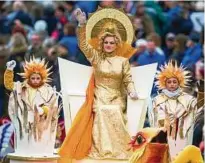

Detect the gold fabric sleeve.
[
  {"left": 122, "top": 59, "right": 135, "bottom": 93},
  {"left": 77, "top": 26, "right": 100, "bottom": 66},
  {"left": 4, "top": 69, "right": 14, "bottom": 91}
]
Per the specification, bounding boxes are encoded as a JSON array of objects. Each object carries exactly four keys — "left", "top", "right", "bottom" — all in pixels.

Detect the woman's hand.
[
  {"left": 129, "top": 92, "right": 138, "bottom": 100},
  {"left": 74, "top": 8, "right": 86, "bottom": 25}
]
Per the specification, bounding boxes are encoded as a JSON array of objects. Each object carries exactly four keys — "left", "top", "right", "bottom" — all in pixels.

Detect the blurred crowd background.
[{"left": 0, "top": 0, "right": 204, "bottom": 157}]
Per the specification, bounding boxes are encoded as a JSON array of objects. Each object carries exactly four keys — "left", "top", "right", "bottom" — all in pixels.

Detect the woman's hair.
[
  {"left": 10, "top": 33, "right": 28, "bottom": 53},
  {"left": 63, "top": 23, "right": 76, "bottom": 35},
  {"left": 147, "top": 32, "right": 162, "bottom": 47},
  {"left": 98, "top": 31, "right": 122, "bottom": 52},
  {"left": 173, "top": 34, "right": 188, "bottom": 53}
]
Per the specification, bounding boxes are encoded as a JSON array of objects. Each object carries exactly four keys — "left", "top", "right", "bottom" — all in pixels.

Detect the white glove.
[
  {"left": 74, "top": 8, "right": 87, "bottom": 25},
  {"left": 6, "top": 60, "right": 16, "bottom": 71},
  {"left": 129, "top": 92, "right": 138, "bottom": 100}
]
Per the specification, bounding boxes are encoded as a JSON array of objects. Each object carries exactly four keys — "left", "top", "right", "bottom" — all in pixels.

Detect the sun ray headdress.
[
  {"left": 19, "top": 57, "right": 52, "bottom": 84},
  {"left": 155, "top": 60, "right": 191, "bottom": 90},
  {"left": 86, "top": 6, "right": 136, "bottom": 58}
]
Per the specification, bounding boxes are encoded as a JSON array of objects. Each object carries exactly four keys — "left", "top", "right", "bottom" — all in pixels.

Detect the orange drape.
[
  {"left": 58, "top": 75, "right": 95, "bottom": 161},
  {"left": 58, "top": 40, "right": 137, "bottom": 162}
]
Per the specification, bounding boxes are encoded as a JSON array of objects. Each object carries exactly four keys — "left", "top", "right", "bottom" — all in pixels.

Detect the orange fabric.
[
  {"left": 58, "top": 75, "right": 95, "bottom": 161},
  {"left": 58, "top": 39, "right": 137, "bottom": 162}
]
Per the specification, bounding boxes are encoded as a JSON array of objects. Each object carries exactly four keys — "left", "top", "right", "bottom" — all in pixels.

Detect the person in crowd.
[
  {"left": 136, "top": 40, "right": 165, "bottom": 67},
  {"left": 33, "top": 20, "right": 48, "bottom": 41},
  {"left": 163, "top": 33, "right": 176, "bottom": 60},
  {"left": 147, "top": 32, "right": 165, "bottom": 56},
  {"left": 25, "top": 32, "right": 45, "bottom": 60},
  {"left": 55, "top": 5, "right": 68, "bottom": 27},
  {"left": 169, "top": 34, "right": 188, "bottom": 65},
  {"left": 42, "top": 4, "right": 58, "bottom": 36},
  {"left": 6, "top": 1, "right": 33, "bottom": 28},
  {"left": 144, "top": 1, "right": 167, "bottom": 36},
  {"left": 182, "top": 32, "right": 202, "bottom": 71},
  {"left": 63, "top": 1, "right": 77, "bottom": 24},
  {"left": 133, "top": 2, "right": 155, "bottom": 38},
  {"left": 59, "top": 23, "right": 79, "bottom": 61},
  {"left": 164, "top": 1, "right": 193, "bottom": 35},
  {"left": 30, "top": 3, "right": 44, "bottom": 24},
  {"left": 130, "top": 39, "right": 147, "bottom": 66}
]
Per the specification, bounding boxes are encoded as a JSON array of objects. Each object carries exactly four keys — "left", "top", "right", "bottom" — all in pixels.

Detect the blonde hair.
[
  {"left": 10, "top": 33, "right": 28, "bottom": 53},
  {"left": 98, "top": 32, "right": 121, "bottom": 52},
  {"left": 98, "top": 22, "right": 122, "bottom": 52}
]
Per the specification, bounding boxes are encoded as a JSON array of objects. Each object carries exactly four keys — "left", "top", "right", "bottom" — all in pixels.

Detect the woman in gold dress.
[
  {"left": 59, "top": 8, "right": 138, "bottom": 161},
  {"left": 149, "top": 61, "right": 199, "bottom": 160}
]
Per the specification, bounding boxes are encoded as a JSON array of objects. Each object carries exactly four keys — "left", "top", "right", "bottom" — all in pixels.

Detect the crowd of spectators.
[{"left": 0, "top": 0, "right": 204, "bottom": 156}]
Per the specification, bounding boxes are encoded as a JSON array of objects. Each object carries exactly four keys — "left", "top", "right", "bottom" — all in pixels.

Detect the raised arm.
[
  {"left": 74, "top": 8, "right": 100, "bottom": 66},
  {"left": 4, "top": 60, "right": 16, "bottom": 91}
]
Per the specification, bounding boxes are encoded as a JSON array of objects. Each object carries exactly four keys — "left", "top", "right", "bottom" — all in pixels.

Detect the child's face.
[
  {"left": 28, "top": 73, "right": 43, "bottom": 88},
  {"left": 165, "top": 77, "right": 179, "bottom": 92}
]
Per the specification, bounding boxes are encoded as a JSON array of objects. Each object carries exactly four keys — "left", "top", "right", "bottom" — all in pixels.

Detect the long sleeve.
[
  {"left": 122, "top": 59, "right": 135, "bottom": 94},
  {"left": 4, "top": 69, "right": 14, "bottom": 91},
  {"left": 77, "top": 25, "right": 100, "bottom": 66}
]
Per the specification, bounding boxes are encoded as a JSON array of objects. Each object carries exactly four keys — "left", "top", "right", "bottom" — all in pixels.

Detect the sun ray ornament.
[
  {"left": 155, "top": 60, "right": 191, "bottom": 90},
  {"left": 19, "top": 57, "right": 52, "bottom": 84}
]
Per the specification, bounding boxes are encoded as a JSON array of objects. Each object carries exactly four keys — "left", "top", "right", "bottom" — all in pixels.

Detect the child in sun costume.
[
  {"left": 58, "top": 7, "right": 139, "bottom": 161},
  {"left": 149, "top": 61, "right": 200, "bottom": 159},
  {"left": 4, "top": 58, "right": 60, "bottom": 155}
]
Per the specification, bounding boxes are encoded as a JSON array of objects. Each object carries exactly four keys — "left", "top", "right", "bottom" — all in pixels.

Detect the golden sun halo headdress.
[
  {"left": 86, "top": 7, "right": 137, "bottom": 58},
  {"left": 86, "top": 7, "right": 134, "bottom": 43},
  {"left": 155, "top": 60, "right": 191, "bottom": 90},
  {"left": 19, "top": 57, "right": 52, "bottom": 83}
]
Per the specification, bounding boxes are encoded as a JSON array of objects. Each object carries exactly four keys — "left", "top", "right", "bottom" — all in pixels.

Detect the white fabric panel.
[
  {"left": 127, "top": 63, "right": 157, "bottom": 136},
  {"left": 58, "top": 58, "right": 92, "bottom": 133}
]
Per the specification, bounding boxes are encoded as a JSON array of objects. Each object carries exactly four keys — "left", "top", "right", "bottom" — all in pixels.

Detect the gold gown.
[{"left": 77, "top": 26, "right": 135, "bottom": 159}]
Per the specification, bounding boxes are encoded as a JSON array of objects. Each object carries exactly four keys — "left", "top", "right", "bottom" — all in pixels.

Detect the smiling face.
[
  {"left": 103, "top": 36, "right": 117, "bottom": 53},
  {"left": 165, "top": 77, "right": 179, "bottom": 92}
]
